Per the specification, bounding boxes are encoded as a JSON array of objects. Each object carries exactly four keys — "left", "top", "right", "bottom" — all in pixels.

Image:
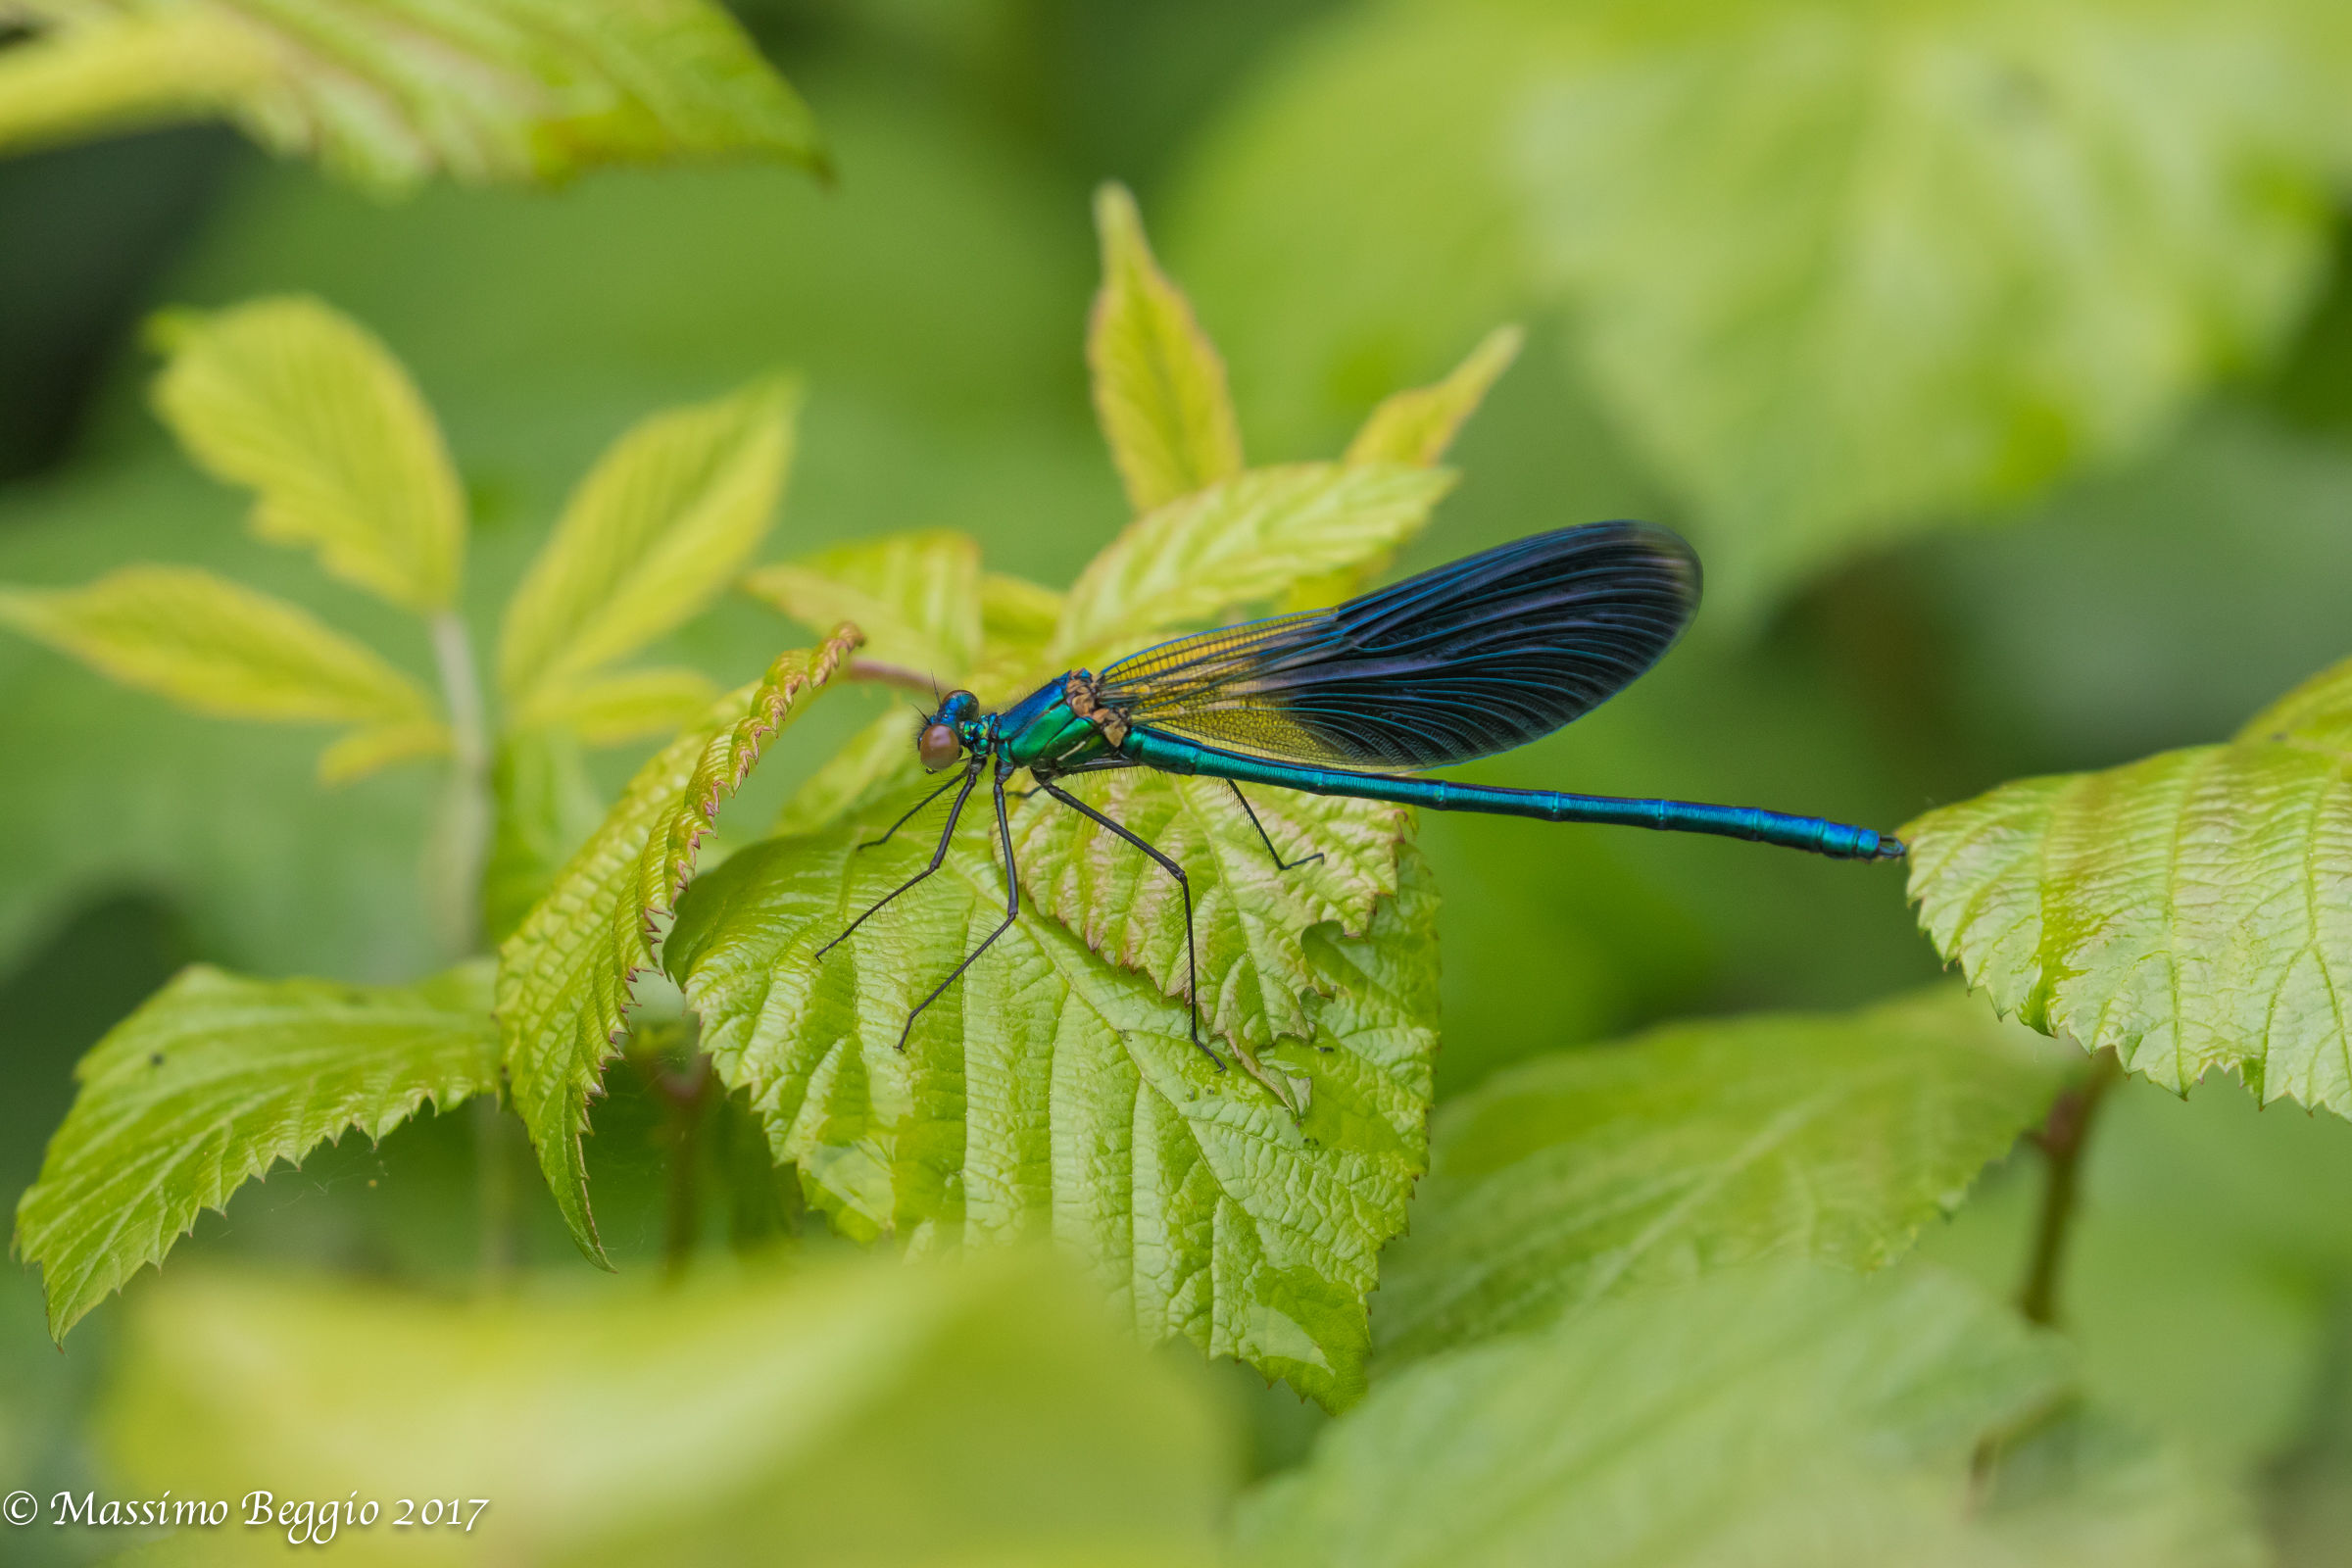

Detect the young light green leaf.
[
  {"left": 0, "top": 566, "right": 439, "bottom": 781},
  {"left": 499, "top": 376, "right": 798, "bottom": 715},
  {"left": 1052, "top": 462, "right": 1454, "bottom": 667},
  {"left": 973, "top": 569, "right": 1065, "bottom": 700},
  {"left": 0, "top": 10, "right": 271, "bottom": 159},
  {"left": 1373, "top": 989, "right": 2068, "bottom": 1371},
  {"left": 12, "top": 961, "right": 498, "bottom": 1342},
  {"left": 1345, "top": 323, "right": 1523, "bottom": 468},
  {"left": 1907, "top": 656, "right": 2352, "bottom": 1117},
  {"left": 482, "top": 727, "right": 608, "bottom": 947},
  {"left": 1012, "top": 768, "right": 1407, "bottom": 1056},
  {"left": 2, "top": 0, "right": 826, "bottom": 191},
  {"left": 1509, "top": 3, "right": 2342, "bottom": 614},
  {"left": 149, "top": 296, "right": 465, "bottom": 612},
  {"left": 316, "top": 718, "right": 451, "bottom": 785},
  {"left": 1089, "top": 182, "right": 1246, "bottom": 516},
  {"left": 665, "top": 805, "right": 1441, "bottom": 1407},
  {"left": 104, "top": 1252, "right": 1231, "bottom": 1568},
  {"left": 511, "top": 665, "right": 720, "bottom": 746},
  {"left": 1240, "top": 1263, "right": 2264, "bottom": 1568},
  {"left": 743, "top": 528, "right": 982, "bottom": 680},
  {"left": 497, "top": 628, "right": 859, "bottom": 1264}
]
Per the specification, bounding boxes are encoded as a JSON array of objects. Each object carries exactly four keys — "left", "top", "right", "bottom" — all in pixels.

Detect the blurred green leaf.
[
  {"left": 772, "top": 708, "right": 919, "bottom": 838},
  {"left": 516, "top": 665, "right": 720, "bottom": 747},
  {"left": 1052, "top": 462, "right": 1453, "bottom": 667},
  {"left": 1241, "top": 1262, "right": 2265, "bottom": 1568},
  {"left": 0, "top": 564, "right": 444, "bottom": 783},
  {"left": 12, "top": 960, "right": 496, "bottom": 1342},
  {"left": 0, "top": 0, "right": 825, "bottom": 191},
  {"left": 1087, "top": 181, "right": 1246, "bottom": 516},
  {"left": 1344, "top": 322, "right": 1522, "bottom": 470},
  {"left": 666, "top": 808, "right": 1440, "bottom": 1407},
  {"left": 745, "top": 528, "right": 983, "bottom": 681},
  {"left": 972, "top": 569, "right": 1065, "bottom": 701},
  {"left": 1177, "top": 0, "right": 2350, "bottom": 614},
  {"left": 103, "top": 1252, "right": 1233, "bottom": 1568},
  {"left": 1907, "top": 654, "right": 2352, "bottom": 1116},
  {"left": 1374, "top": 989, "right": 2067, "bottom": 1370},
  {"left": 1012, "top": 770, "right": 1405, "bottom": 1055},
  {"left": 150, "top": 295, "right": 466, "bottom": 612},
  {"left": 500, "top": 376, "right": 798, "bottom": 729},
  {"left": 497, "top": 631, "right": 858, "bottom": 1264},
  {"left": 482, "top": 727, "right": 606, "bottom": 947}
]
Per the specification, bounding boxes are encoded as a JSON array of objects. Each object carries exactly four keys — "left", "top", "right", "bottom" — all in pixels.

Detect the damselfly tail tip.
[{"left": 1875, "top": 833, "right": 1908, "bottom": 861}]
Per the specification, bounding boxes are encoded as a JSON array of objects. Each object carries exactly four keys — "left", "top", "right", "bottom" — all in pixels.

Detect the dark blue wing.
[{"left": 1094, "top": 521, "right": 1699, "bottom": 770}]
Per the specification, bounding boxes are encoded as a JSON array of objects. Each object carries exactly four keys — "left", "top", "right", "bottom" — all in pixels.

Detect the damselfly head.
[{"left": 916, "top": 689, "right": 981, "bottom": 770}]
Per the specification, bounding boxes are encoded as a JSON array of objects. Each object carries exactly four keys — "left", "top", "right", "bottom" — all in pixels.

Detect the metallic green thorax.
[{"left": 986, "top": 672, "right": 1122, "bottom": 772}]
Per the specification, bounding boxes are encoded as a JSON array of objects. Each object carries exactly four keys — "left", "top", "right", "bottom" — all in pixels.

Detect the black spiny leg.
[
  {"left": 816, "top": 759, "right": 982, "bottom": 958},
  {"left": 1227, "top": 781, "right": 1323, "bottom": 872},
  {"left": 896, "top": 760, "right": 1023, "bottom": 1051},
  {"left": 1039, "top": 779, "right": 1220, "bottom": 1070},
  {"left": 858, "top": 769, "right": 967, "bottom": 851}
]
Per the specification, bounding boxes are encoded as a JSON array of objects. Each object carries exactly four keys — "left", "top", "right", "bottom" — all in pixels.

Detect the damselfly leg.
[
  {"left": 894, "top": 759, "right": 1023, "bottom": 1051},
  {"left": 1037, "top": 778, "right": 1218, "bottom": 1069},
  {"left": 1226, "top": 781, "right": 1324, "bottom": 873},
  {"left": 816, "top": 759, "right": 982, "bottom": 958}
]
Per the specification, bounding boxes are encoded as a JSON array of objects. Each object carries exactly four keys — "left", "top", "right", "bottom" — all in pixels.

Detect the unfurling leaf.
[
  {"left": 149, "top": 297, "right": 466, "bottom": 611},
  {"left": 1089, "top": 182, "right": 1246, "bottom": 515},
  {"left": 0, "top": 566, "right": 440, "bottom": 781},
  {"left": 1240, "top": 1264, "right": 2263, "bottom": 1568},
  {"left": 500, "top": 376, "right": 798, "bottom": 719},
  {"left": 105, "top": 1254, "right": 1230, "bottom": 1568},
  {"left": 1012, "top": 769, "right": 1405, "bottom": 1055},
  {"left": 745, "top": 529, "right": 982, "bottom": 680},
  {"left": 1345, "top": 323, "right": 1523, "bottom": 468},
  {"left": 1052, "top": 462, "right": 1454, "bottom": 667},
  {"left": 1907, "top": 654, "right": 2352, "bottom": 1119},
  {"left": 12, "top": 962, "right": 498, "bottom": 1341},
  {"left": 496, "top": 628, "right": 859, "bottom": 1263},
  {"left": 0, "top": 0, "right": 826, "bottom": 191},
  {"left": 1372, "top": 989, "right": 2068, "bottom": 1371},
  {"left": 665, "top": 786, "right": 1440, "bottom": 1407},
  {"left": 512, "top": 665, "right": 721, "bottom": 746}
]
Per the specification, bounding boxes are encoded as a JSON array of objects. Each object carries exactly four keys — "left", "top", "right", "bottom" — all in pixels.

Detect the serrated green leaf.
[
  {"left": 496, "top": 629, "right": 858, "bottom": 1264},
  {"left": 1345, "top": 323, "right": 1523, "bottom": 468},
  {"left": 1089, "top": 182, "right": 1245, "bottom": 516},
  {"left": 1373, "top": 989, "right": 2068, "bottom": 1370},
  {"left": 512, "top": 665, "right": 721, "bottom": 746},
  {"left": 2, "top": 0, "right": 825, "bottom": 191},
  {"left": 499, "top": 376, "right": 798, "bottom": 715},
  {"left": 665, "top": 806, "right": 1441, "bottom": 1407},
  {"left": 744, "top": 528, "right": 982, "bottom": 680},
  {"left": 0, "top": 566, "right": 438, "bottom": 780},
  {"left": 1012, "top": 769, "right": 1406, "bottom": 1055},
  {"left": 1907, "top": 655, "right": 2352, "bottom": 1116},
  {"left": 1241, "top": 1263, "right": 2264, "bottom": 1568},
  {"left": 482, "top": 726, "right": 607, "bottom": 947},
  {"left": 1052, "top": 462, "right": 1454, "bottom": 668},
  {"left": 149, "top": 296, "right": 466, "bottom": 612},
  {"left": 11, "top": 961, "right": 498, "bottom": 1342},
  {"left": 102, "top": 1252, "right": 1231, "bottom": 1568}
]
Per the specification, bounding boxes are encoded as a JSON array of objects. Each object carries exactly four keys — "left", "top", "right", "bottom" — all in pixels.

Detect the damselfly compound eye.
[{"left": 917, "top": 723, "right": 961, "bottom": 771}]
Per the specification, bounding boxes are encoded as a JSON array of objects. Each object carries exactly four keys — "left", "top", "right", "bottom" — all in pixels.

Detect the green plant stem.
[
  {"left": 427, "top": 609, "right": 492, "bottom": 956},
  {"left": 654, "top": 1049, "right": 714, "bottom": 1281},
  {"left": 426, "top": 609, "right": 504, "bottom": 1274},
  {"left": 2019, "top": 1050, "right": 2123, "bottom": 1327}
]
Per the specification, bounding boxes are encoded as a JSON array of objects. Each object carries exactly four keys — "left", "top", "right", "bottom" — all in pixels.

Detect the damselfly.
[{"left": 822, "top": 522, "right": 1904, "bottom": 1059}]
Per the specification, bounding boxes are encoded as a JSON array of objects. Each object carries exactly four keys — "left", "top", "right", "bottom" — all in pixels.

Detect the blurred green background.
[{"left": 9, "top": 1, "right": 2352, "bottom": 1562}]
